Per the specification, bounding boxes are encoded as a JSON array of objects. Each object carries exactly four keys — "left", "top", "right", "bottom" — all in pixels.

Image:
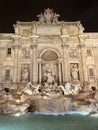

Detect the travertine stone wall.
[{"left": 0, "top": 9, "right": 98, "bottom": 89}]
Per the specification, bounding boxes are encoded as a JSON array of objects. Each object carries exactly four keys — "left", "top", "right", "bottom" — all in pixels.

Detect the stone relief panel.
[
  {"left": 36, "top": 26, "right": 61, "bottom": 35},
  {"left": 70, "top": 63, "right": 79, "bottom": 81},
  {"left": 21, "top": 29, "right": 31, "bottom": 37},
  {"left": 21, "top": 64, "right": 30, "bottom": 82},
  {"left": 36, "top": 36, "right": 62, "bottom": 43},
  {"left": 78, "top": 23, "right": 84, "bottom": 34},
  {"left": 68, "top": 26, "right": 78, "bottom": 36},
  {"left": 21, "top": 48, "right": 30, "bottom": 58},
  {"left": 69, "top": 48, "right": 78, "bottom": 58}
]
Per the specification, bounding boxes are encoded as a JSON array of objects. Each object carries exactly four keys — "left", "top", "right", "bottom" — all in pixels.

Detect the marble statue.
[
  {"left": 53, "top": 13, "right": 60, "bottom": 24},
  {"left": 29, "top": 82, "right": 41, "bottom": 94},
  {"left": 37, "top": 13, "right": 45, "bottom": 24},
  {"left": 44, "top": 8, "right": 53, "bottom": 24},
  {"left": 20, "top": 82, "right": 41, "bottom": 95},
  {"left": 43, "top": 66, "right": 56, "bottom": 89},
  {"left": 71, "top": 64, "right": 79, "bottom": 80},
  {"left": 59, "top": 83, "right": 72, "bottom": 95},
  {"left": 22, "top": 67, "right": 29, "bottom": 81},
  {"left": 37, "top": 8, "right": 59, "bottom": 24},
  {"left": 71, "top": 83, "right": 81, "bottom": 94},
  {"left": 59, "top": 82, "right": 81, "bottom": 95},
  {"left": 78, "top": 23, "right": 84, "bottom": 34}
]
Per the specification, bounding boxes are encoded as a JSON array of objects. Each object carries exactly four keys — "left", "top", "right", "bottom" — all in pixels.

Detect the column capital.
[
  {"left": 12, "top": 45, "right": 21, "bottom": 49},
  {"left": 0, "top": 47, "right": 6, "bottom": 50},
  {"left": 37, "top": 58, "right": 42, "bottom": 63},
  {"left": 58, "top": 58, "right": 63, "bottom": 63},
  {"left": 61, "top": 44, "right": 69, "bottom": 48}
]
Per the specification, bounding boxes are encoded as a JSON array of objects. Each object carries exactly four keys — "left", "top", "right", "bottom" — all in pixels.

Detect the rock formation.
[{"left": 0, "top": 81, "right": 98, "bottom": 115}]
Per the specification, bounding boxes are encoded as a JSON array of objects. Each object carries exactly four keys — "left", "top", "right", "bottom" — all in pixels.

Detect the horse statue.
[
  {"left": 59, "top": 82, "right": 81, "bottom": 95},
  {"left": 18, "top": 82, "right": 41, "bottom": 95}
]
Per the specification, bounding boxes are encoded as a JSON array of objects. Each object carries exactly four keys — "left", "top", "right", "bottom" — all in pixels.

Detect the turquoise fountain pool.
[{"left": 0, "top": 112, "right": 98, "bottom": 130}]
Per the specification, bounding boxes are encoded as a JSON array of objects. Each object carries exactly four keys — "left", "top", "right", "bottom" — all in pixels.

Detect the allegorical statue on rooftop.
[{"left": 37, "top": 8, "right": 60, "bottom": 24}]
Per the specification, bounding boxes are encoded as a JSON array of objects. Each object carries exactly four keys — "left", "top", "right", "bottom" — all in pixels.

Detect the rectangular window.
[
  {"left": 7, "top": 48, "right": 11, "bottom": 55},
  {"left": 89, "top": 68, "right": 94, "bottom": 77},
  {"left": 5, "top": 70, "right": 10, "bottom": 77},
  {"left": 87, "top": 48, "right": 92, "bottom": 56}
]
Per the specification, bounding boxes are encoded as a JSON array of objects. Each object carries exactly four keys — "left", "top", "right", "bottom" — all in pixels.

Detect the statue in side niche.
[
  {"left": 71, "top": 64, "right": 79, "bottom": 80},
  {"left": 22, "top": 67, "right": 29, "bottom": 81}
]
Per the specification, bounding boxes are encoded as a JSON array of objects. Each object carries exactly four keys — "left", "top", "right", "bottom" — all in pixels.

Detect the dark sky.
[{"left": 0, "top": 0, "right": 98, "bottom": 33}]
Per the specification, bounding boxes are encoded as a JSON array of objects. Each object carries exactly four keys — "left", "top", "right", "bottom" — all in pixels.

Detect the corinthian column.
[
  {"left": 78, "top": 37, "right": 88, "bottom": 83},
  {"left": 37, "top": 58, "right": 42, "bottom": 84},
  {"left": 12, "top": 36, "right": 21, "bottom": 83},
  {"left": 61, "top": 44, "right": 69, "bottom": 82}
]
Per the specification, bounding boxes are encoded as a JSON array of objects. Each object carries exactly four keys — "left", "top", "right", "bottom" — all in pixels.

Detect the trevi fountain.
[{"left": 0, "top": 8, "right": 98, "bottom": 130}]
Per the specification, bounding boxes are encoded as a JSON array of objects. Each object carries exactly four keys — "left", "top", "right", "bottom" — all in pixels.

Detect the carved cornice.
[
  {"left": 11, "top": 35, "right": 21, "bottom": 40},
  {"left": 31, "top": 35, "right": 39, "bottom": 38}
]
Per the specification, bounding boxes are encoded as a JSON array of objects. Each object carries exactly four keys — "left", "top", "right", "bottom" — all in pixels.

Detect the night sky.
[{"left": 0, "top": 0, "right": 98, "bottom": 33}]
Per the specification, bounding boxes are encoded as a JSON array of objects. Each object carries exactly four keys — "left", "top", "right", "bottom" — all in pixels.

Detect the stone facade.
[{"left": 0, "top": 8, "right": 98, "bottom": 90}]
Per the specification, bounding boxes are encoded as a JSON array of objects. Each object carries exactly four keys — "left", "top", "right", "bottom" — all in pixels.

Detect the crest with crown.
[{"left": 37, "top": 8, "right": 60, "bottom": 24}]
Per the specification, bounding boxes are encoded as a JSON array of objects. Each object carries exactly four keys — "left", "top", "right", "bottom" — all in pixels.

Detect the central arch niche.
[
  {"left": 42, "top": 50, "right": 58, "bottom": 61},
  {"left": 42, "top": 50, "right": 58, "bottom": 84},
  {"left": 38, "top": 49, "right": 62, "bottom": 84}
]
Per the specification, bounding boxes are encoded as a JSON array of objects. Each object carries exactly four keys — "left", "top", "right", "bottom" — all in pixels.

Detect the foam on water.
[
  {"left": 12, "top": 111, "right": 98, "bottom": 118},
  {"left": 34, "top": 111, "right": 89, "bottom": 116}
]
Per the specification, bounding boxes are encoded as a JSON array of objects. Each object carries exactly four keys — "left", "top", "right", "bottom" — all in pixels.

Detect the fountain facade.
[{"left": 0, "top": 8, "right": 98, "bottom": 115}]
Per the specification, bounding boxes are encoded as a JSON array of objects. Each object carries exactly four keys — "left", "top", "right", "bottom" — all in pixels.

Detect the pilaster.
[
  {"left": 12, "top": 36, "right": 21, "bottom": 83},
  {"left": 30, "top": 44, "right": 38, "bottom": 84},
  {"left": 78, "top": 36, "right": 88, "bottom": 84},
  {"left": 61, "top": 44, "right": 69, "bottom": 82}
]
